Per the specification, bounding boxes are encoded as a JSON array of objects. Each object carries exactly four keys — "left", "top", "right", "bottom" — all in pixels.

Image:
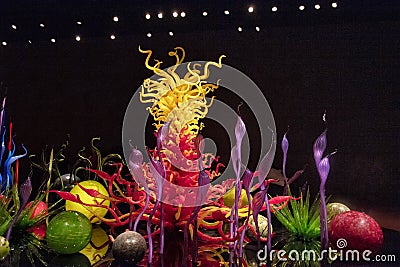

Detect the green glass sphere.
[{"left": 46, "top": 211, "right": 92, "bottom": 254}]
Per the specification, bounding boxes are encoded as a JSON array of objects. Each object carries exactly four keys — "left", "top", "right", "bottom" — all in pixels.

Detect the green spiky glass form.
[{"left": 272, "top": 189, "right": 322, "bottom": 267}]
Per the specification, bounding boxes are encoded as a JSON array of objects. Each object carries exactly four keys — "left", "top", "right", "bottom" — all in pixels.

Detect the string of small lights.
[
  {"left": 6, "top": 0, "right": 394, "bottom": 47},
  {"left": 0, "top": 1, "right": 351, "bottom": 47}
]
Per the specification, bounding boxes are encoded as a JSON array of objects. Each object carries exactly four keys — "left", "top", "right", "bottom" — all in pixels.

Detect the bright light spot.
[
  {"left": 180, "top": 11, "right": 186, "bottom": 17},
  {"left": 50, "top": 38, "right": 56, "bottom": 43},
  {"left": 255, "top": 26, "right": 260, "bottom": 32},
  {"left": 147, "top": 32, "right": 152, "bottom": 38},
  {"left": 11, "top": 24, "right": 17, "bottom": 30},
  {"left": 39, "top": 23, "right": 45, "bottom": 28},
  {"left": 75, "top": 35, "right": 81, "bottom": 41},
  {"left": 203, "top": 11, "right": 208, "bottom": 16},
  {"left": 224, "top": 10, "right": 230, "bottom": 15},
  {"left": 248, "top": 6, "right": 254, "bottom": 13},
  {"left": 158, "top": 12, "right": 163, "bottom": 19},
  {"left": 315, "top": 4, "right": 321, "bottom": 10},
  {"left": 113, "top": 16, "right": 119, "bottom": 22},
  {"left": 145, "top": 13, "right": 151, "bottom": 19},
  {"left": 28, "top": 40, "right": 32, "bottom": 44},
  {"left": 1, "top": 41, "right": 7, "bottom": 46},
  {"left": 332, "top": 2, "right": 338, "bottom": 8},
  {"left": 77, "top": 21, "right": 82, "bottom": 25},
  {"left": 238, "top": 27, "right": 242, "bottom": 32},
  {"left": 173, "top": 11, "right": 178, "bottom": 18},
  {"left": 299, "top": 5, "right": 305, "bottom": 11},
  {"left": 110, "top": 34, "right": 116, "bottom": 40},
  {"left": 169, "top": 31, "right": 174, "bottom": 36},
  {"left": 272, "top": 6, "right": 278, "bottom": 12}
]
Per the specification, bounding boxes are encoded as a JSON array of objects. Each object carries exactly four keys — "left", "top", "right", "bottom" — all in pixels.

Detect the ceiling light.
[
  {"left": 332, "top": 2, "right": 338, "bottom": 8},
  {"left": 248, "top": 6, "right": 254, "bottom": 13},
  {"left": 315, "top": 4, "right": 321, "bottom": 10},
  {"left": 203, "top": 11, "right": 208, "bottom": 16},
  {"left": 224, "top": 10, "right": 230, "bottom": 15},
  {"left": 255, "top": 26, "right": 260, "bottom": 32},
  {"left": 145, "top": 13, "right": 151, "bottom": 19},
  {"left": 28, "top": 40, "right": 32, "bottom": 44},
  {"left": 147, "top": 33, "right": 152, "bottom": 38},
  {"left": 113, "top": 16, "right": 119, "bottom": 22},
  {"left": 299, "top": 5, "right": 305, "bottom": 11},
  {"left": 76, "top": 21, "right": 82, "bottom": 25},
  {"left": 238, "top": 27, "right": 242, "bottom": 32},
  {"left": 158, "top": 12, "right": 163, "bottom": 19},
  {"left": 39, "top": 23, "right": 45, "bottom": 28},
  {"left": 169, "top": 31, "right": 174, "bottom": 36},
  {"left": 110, "top": 34, "right": 116, "bottom": 40},
  {"left": 50, "top": 38, "right": 56, "bottom": 43},
  {"left": 180, "top": 11, "right": 186, "bottom": 17},
  {"left": 173, "top": 11, "right": 178, "bottom": 18},
  {"left": 272, "top": 6, "right": 278, "bottom": 12},
  {"left": 75, "top": 35, "right": 81, "bottom": 41},
  {"left": 1, "top": 41, "right": 7, "bottom": 46},
  {"left": 11, "top": 24, "right": 17, "bottom": 30}
]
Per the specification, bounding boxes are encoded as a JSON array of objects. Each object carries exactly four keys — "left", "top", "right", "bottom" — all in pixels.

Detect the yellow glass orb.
[
  {"left": 223, "top": 187, "right": 252, "bottom": 208},
  {"left": 65, "top": 180, "right": 110, "bottom": 223},
  {"left": 80, "top": 225, "right": 109, "bottom": 265}
]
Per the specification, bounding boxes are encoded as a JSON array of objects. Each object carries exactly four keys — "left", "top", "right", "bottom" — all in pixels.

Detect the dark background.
[{"left": 0, "top": 0, "right": 399, "bottom": 213}]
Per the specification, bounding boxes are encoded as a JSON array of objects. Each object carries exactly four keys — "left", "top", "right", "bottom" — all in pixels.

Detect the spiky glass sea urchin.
[{"left": 272, "top": 190, "right": 323, "bottom": 267}]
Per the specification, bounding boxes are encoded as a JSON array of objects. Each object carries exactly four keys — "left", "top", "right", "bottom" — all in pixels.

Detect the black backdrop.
[{"left": 0, "top": 0, "right": 399, "bottom": 212}]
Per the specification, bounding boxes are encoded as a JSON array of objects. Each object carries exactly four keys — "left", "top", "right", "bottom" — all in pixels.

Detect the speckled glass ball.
[
  {"left": 247, "top": 214, "right": 272, "bottom": 242},
  {"left": 46, "top": 211, "right": 92, "bottom": 254},
  {"left": 329, "top": 211, "right": 383, "bottom": 254},
  {"left": 112, "top": 231, "right": 147, "bottom": 263},
  {"left": 54, "top": 174, "right": 81, "bottom": 189},
  {"left": 0, "top": 236, "right": 10, "bottom": 260},
  {"left": 327, "top": 202, "right": 350, "bottom": 221}
]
